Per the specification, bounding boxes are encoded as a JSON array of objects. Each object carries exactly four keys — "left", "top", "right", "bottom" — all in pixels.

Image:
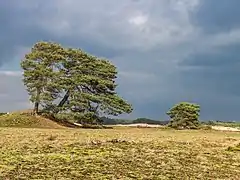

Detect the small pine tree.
[{"left": 167, "top": 102, "right": 200, "bottom": 129}]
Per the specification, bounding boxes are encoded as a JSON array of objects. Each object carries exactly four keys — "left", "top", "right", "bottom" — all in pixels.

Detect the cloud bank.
[{"left": 1, "top": 0, "right": 240, "bottom": 120}]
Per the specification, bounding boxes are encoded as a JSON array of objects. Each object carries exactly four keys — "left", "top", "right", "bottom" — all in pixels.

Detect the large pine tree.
[{"left": 21, "top": 41, "right": 132, "bottom": 123}]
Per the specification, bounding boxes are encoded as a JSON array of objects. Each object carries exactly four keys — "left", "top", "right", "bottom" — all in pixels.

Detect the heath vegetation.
[{"left": 0, "top": 41, "right": 239, "bottom": 179}]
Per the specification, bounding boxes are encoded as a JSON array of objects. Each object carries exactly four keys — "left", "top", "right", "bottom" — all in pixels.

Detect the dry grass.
[{"left": 0, "top": 127, "right": 239, "bottom": 179}]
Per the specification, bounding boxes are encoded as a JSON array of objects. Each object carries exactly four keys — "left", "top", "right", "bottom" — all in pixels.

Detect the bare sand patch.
[
  {"left": 115, "top": 123, "right": 163, "bottom": 128},
  {"left": 212, "top": 126, "right": 240, "bottom": 132}
]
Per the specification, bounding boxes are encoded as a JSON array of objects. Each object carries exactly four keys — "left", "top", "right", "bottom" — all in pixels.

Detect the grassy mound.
[{"left": 0, "top": 112, "right": 66, "bottom": 129}]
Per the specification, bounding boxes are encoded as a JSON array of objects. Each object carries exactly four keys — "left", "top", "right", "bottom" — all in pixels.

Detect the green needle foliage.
[
  {"left": 167, "top": 102, "right": 200, "bottom": 129},
  {"left": 21, "top": 41, "right": 133, "bottom": 123},
  {"left": 21, "top": 42, "right": 65, "bottom": 114}
]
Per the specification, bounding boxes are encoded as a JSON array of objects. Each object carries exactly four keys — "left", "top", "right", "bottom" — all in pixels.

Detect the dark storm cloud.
[
  {"left": 0, "top": 0, "right": 152, "bottom": 115},
  {"left": 191, "top": 0, "right": 240, "bottom": 33},
  {"left": 0, "top": 73, "right": 31, "bottom": 112},
  {"left": 1, "top": 0, "right": 240, "bottom": 120},
  {"left": 0, "top": 1, "right": 49, "bottom": 66},
  {"left": 181, "top": 44, "right": 240, "bottom": 68},
  {"left": 178, "top": 42, "right": 240, "bottom": 120},
  {"left": 0, "top": 1, "right": 121, "bottom": 67}
]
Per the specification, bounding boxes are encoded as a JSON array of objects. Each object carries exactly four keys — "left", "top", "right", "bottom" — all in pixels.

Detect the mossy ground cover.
[{"left": 0, "top": 127, "right": 239, "bottom": 179}]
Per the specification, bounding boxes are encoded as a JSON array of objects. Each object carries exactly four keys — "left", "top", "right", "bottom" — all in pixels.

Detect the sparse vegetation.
[{"left": 0, "top": 127, "right": 239, "bottom": 179}]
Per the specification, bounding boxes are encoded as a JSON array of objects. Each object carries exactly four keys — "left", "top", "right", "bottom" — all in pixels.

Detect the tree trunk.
[
  {"left": 33, "top": 101, "right": 39, "bottom": 115},
  {"left": 58, "top": 89, "right": 70, "bottom": 107},
  {"left": 33, "top": 88, "right": 40, "bottom": 115}
]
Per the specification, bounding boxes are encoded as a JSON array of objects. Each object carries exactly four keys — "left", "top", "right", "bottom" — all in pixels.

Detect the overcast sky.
[{"left": 1, "top": 0, "right": 240, "bottom": 121}]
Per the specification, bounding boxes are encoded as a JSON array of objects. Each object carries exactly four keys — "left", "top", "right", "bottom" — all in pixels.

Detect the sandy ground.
[
  {"left": 73, "top": 123, "right": 163, "bottom": 128},
  {"left": 211, "top": 126, "right": 240, "bottom": 132},
  {"left": 115, "top": 123, "right": 163, "bottom": 128},
  {"left": 116, "top": 123, "right": 240, "bottom": 132},
  {"left": 74, "top": 122, "right": 240, "bottom": 132}
]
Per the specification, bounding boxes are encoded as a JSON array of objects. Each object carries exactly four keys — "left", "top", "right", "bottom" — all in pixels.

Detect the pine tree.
[
  {"left": 58, "top": 48, "right": 132, "bottom": 124},
  {"left": 21, "top": 41, "right": 133, "bottom": 123},
  {"left": 21, "top": 41, "right": 65, "bottom": 114},
  {"left": 167, "top": 102, "right": 200, "bottom": 129}
]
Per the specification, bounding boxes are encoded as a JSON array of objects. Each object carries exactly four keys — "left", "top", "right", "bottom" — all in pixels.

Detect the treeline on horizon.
[{"left": 100, "top": 117, "right": 169, "bottom": 125}]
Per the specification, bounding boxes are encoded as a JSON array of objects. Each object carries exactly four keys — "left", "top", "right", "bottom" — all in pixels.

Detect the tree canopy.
[
  {"left": 21, "top": 41, "right": 133, "bottom": 124},
  {"left": 167, "top": 102, "right": 200, "bottom": 129}
]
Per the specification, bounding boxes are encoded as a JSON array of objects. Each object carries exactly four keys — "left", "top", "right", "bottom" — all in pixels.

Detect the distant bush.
[
  {"left": 167, "top": 102, "right": 200, "bottom": 129},
  {"left": 0, "top": 113, "right": 7, "bottom": 116},
  {"left": 202, "top": 121, "right": 216, "bottom": 126}
]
